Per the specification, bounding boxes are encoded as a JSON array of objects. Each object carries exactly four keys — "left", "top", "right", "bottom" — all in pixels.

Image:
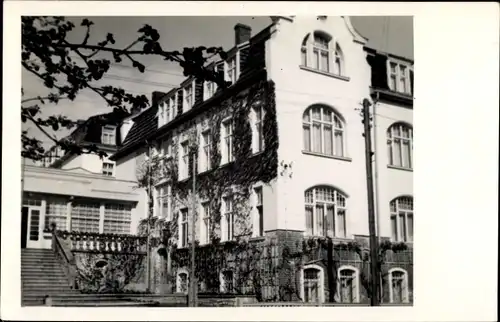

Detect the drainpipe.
[{"left": 372, "top": 92, "right": 381, "bottom": 237}]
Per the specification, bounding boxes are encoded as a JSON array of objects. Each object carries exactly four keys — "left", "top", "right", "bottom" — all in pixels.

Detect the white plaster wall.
[
  {"left": 266, "top": 17, "right": 373, "bottom": 236},
  {"left": 59, "top": 154, "right": 82, "bottom": 170},
  {"left": 373, "top": 101, "right": 413, "bottom": 239}
]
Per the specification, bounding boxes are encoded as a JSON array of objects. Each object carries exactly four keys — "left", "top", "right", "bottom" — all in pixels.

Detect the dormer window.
[
  {"left": 169, "top": 93, "right": 177, "bottom": 120},
  {"left": 301, "top": 32, "right": 345, "bottom": 77},
  {"left": 204, "top": 80, "right": 217, "bottom": 100},
  {"left": 225, "top": 55, "right": 238, "bottom": 85},
  {"left": 388, "top": 59, "right": 412, "bottom": 95},
  {"left": 183, "top": 81, "right": 194, "bottom": 111},
  {"left": 101, "top": 125, "right": 116, "bottom": 145}
]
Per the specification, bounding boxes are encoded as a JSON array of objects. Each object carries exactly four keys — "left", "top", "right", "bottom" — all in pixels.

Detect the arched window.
[
  {"left": 388, "top": 268, "right": 409, "bottom": 303},
  {"left": 300, "top": 32, "right": 344, "bottom": 76},
  {"left": 176, "top": 268, "right": 189, "bottom": 294},
  {"left": 390, "top": 196, "right": 413, "bottom": 242},
  {"left": 337, "top": 266, "right": 360, "bottom": 303},
  {"left": 303, "top": 105, "right": 345, "bottom": 157},
  {"left": 220, "top": 269, "right": 235, "bottom": 293},
  {"left": 387, "top": 123, "right": 413, "bottom": 169},
  {"left": 300, "top": 264, "right": 325, "bottom": 303},
  {"left": 304, "top": 186, "right": 347, "bottom": 238}
]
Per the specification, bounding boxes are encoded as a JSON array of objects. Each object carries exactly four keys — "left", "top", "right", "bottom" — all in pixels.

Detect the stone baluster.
[{"left": 95, "top": 234, "right": 101, "bottom": 252}]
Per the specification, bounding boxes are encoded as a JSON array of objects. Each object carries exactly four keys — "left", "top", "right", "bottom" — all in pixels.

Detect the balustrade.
[{"left": 55, "top": 230, "right": 147, "bottom": 254}]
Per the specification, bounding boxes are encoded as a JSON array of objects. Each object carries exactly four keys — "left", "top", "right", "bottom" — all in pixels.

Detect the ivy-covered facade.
[{"left": 110, "top": 16, "right": 413, "bottom": 305}]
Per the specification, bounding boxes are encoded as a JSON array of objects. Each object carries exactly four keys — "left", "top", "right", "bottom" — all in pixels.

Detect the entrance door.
[
  {"left": 21, "top": 207, "right": 29, "bottom": 249},
  {"left": 26, "top": 207, "right": 42, "bottom": 248}
]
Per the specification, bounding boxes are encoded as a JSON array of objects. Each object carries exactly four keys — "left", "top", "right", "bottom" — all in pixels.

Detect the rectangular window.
[
  {"left": 201, "top": 202, "right": 210, "bottom": 244},
  {"left": 71, "top": 202, "right": 100, "bottom": 233},
  {"left": 223, "top": 196, "right": 234, "bottom": 241},
  {"left": 158, "top": 184, "right": 172, "bottom": 219},
  {"left": 180, "top": 208, "right": 189, "bottom": 248},
  {"left": 201, "top": 130, "right": 212, "bottom": 172},
  {"left": 180, "top": 141, "right": 190, "bottom": 179},
  {"left": 226, "top": 58, "right": 237, "bottom": 84},
  {"left": 101, "top": 125, "right": 116, "bottom": 145},
  {"left": 254, "top": 187, "right": 264, "bottom": 237},
  {"left": 184, "top": 84, "right": 193, "bottom": 110},
  {"left": 45, "top": 199, "right": 67, "bottom": 230},
  {"left": 205, "top": 81, "right": 217, "bottom": 100},
  {"left": 391, "top": 215, "right": 398, "bottom": 241},
  {"left": 303, "top": 124, "right": 311, "bottom": 151},
  {"left": 254, "top": 107, "right": 264, "bottom": 153},
  {"left": 170, "top": 95, "right": 177, "bottom": 120},
  {"left": 407, "top": 213, "right": 413, "bottom": 242},
  {"left": 160, "top": 138, "right": 172, "bottom": 158},
  {"left": 339, "top": 271, "right": 355, "bottom": 303},
  {"left": 102, "top": 162, "right": 114, "bottom": 176},
  {"left": 305, "top": 206, "right": 314, "bottom": 236},
  {"left": 222, "top": 119, "right": 233, "bottom": 164},
  {"left": 388, "top": 61, "right": 412, "bottom": 94},
  {"left": 103, "top": 203, "right": 132, "bottom": 234}
]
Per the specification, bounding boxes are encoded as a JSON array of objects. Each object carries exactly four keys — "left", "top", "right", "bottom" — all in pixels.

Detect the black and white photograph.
[{"left": 2, "top": 2, "right": 498, "bottom": 321}]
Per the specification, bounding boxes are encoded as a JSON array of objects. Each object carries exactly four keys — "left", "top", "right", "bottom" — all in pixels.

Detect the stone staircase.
[
  {"left": 21, "top": 248, "right": 184, "bottom": 307},
  {"left": 21, "top": 248, "right": 80, "bottom": 306}
]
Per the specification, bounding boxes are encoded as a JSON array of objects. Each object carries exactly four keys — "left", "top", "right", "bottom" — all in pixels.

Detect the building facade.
[
  {"left": 102, "top": 16, "right": 414, "bottom": 304},
  {"left": 21, "top": 110, "right": 147, "bottom": 249}
]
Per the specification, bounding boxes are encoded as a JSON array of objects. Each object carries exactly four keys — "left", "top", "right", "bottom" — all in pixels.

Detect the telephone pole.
[{"left": 362, "top": 98, "right": 380, "bottom": 306}]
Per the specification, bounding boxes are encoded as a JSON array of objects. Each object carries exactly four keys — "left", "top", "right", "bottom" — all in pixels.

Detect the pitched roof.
[
  {"left": 109, "top": 24, "right": 274, "bottom": 161},
  {"left": 119, "top": 105, "right": 159, "bottom": 151}
]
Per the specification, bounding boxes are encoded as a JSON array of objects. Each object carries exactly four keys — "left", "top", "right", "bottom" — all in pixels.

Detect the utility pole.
[
  {"left": 362, "top": 98, "right": 380, "bottom": 306},
  {"left": 146, "top": 142, "right": 152, "bottom": 293},
  {"left": 189, "top": 138, "right": 197, "bottom": 307}
]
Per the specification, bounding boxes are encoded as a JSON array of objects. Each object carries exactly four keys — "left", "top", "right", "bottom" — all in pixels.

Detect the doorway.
[{"left": 21, "top": 207, "right": 28, "bottom": 249}]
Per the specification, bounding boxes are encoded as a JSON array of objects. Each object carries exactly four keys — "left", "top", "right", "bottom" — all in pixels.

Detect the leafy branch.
[{"left": 22, "top": 16, "right": 227, "bottom": 161}]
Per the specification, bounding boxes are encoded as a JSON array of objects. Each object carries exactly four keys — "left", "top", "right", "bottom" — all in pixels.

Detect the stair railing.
[{"left": 50, "top": 223, "right": 78, "bottom": 290}]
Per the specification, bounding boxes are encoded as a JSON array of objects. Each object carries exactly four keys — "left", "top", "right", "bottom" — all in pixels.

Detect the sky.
[{"left": 22, "top": 16, "right": 413, "bottom": 150}]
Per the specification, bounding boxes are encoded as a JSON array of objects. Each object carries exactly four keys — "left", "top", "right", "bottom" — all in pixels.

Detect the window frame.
[
  {"left": 219, "top": 269, "right": 235, "bottom": 294},
  {"left": 387, "top": 59, "right": 412, "bottom": 95},
  {"left": 221, "top": 118, "right": 234, "bottom": 164},
  {"left": 200, "top": 201, "right": 211, "bottom": 244},
  {"left": 183, "top": 81, "right": 195, "bottom": 111},
  {"left": 179, "top": 140, "right": 190, "bottom": 180},
  {"left": 221, "top": 195, "right": 235, "bottom": 242},
  {"left": 200, "top": 129, "right": 212, "bottom": 172},
  {"left": 301, "top": 31, "right": 345, "bottom": 77},
  {"left": 253, "top": 186, "right": 264, "bottom": 237},
  {"left": 336, "top": 265, "right": 360, "bottom": 303},
  {"left": 300, "top": 264, "right": 325, "bottom": 303},
  {"left": 303, "top": 105, "right": 346, "bottom": 157},
  {"left": 387, "top": 123, "right": 413, "bottom": 170},
  {"left": 101, "top": 125, "right": 116, "bottom": 145},
  {"left": 252, "top": 103, "right": 265, "bottom": 154},
  {"left": 304, "top": 186, "right": 348, "bottom": 238},
  {"left": 388, "top": 268, "right": 410, "bottom": 303},
  {"left": 101, "top": 161, "right": 115, "bottom": 176},
  {"left": 390, "top": 196, "right": 414, "bottom": 243},
  {"left": 179, "top": 208, "right": 189, "bottom": 248},
  {"left": 176, "top": 268, "right": 189, "bottom": 294},
  {"left": 103, "top": 203, "right": 132, "bottom": 234}
]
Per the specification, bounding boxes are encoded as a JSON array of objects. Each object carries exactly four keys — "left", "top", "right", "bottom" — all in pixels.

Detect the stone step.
[{"left": 23, "top": 286, "right": 74, "bottom": 292}]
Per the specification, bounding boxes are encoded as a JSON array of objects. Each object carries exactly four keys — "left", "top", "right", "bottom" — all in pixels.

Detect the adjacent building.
[{"left": 21, "top": 110, "right": 147, "bottom": 249}]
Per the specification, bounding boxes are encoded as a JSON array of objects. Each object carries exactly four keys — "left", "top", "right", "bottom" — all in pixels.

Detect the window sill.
[
  {"left": 302, "top": 151, "right": 352, "bottom": 162},
  {"left": 249, "top": 236, "right": 265, "bottom": 242},
  {"left": 251, "top": 150, "right": 265, "bottom": 157},
  {"left": 387, "top": 165, "right": 413, "bottom": 172},
  {"left": 299, "top": 65, "right": 350, "bottom": 82}
]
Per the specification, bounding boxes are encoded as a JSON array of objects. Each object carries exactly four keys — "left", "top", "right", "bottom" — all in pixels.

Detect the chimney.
[
  {"left": 152, "top": 91, "right": 166, "bottom": 106},
  {"left": 234, "top": 23, "right": 252, "bottom": 45}
]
